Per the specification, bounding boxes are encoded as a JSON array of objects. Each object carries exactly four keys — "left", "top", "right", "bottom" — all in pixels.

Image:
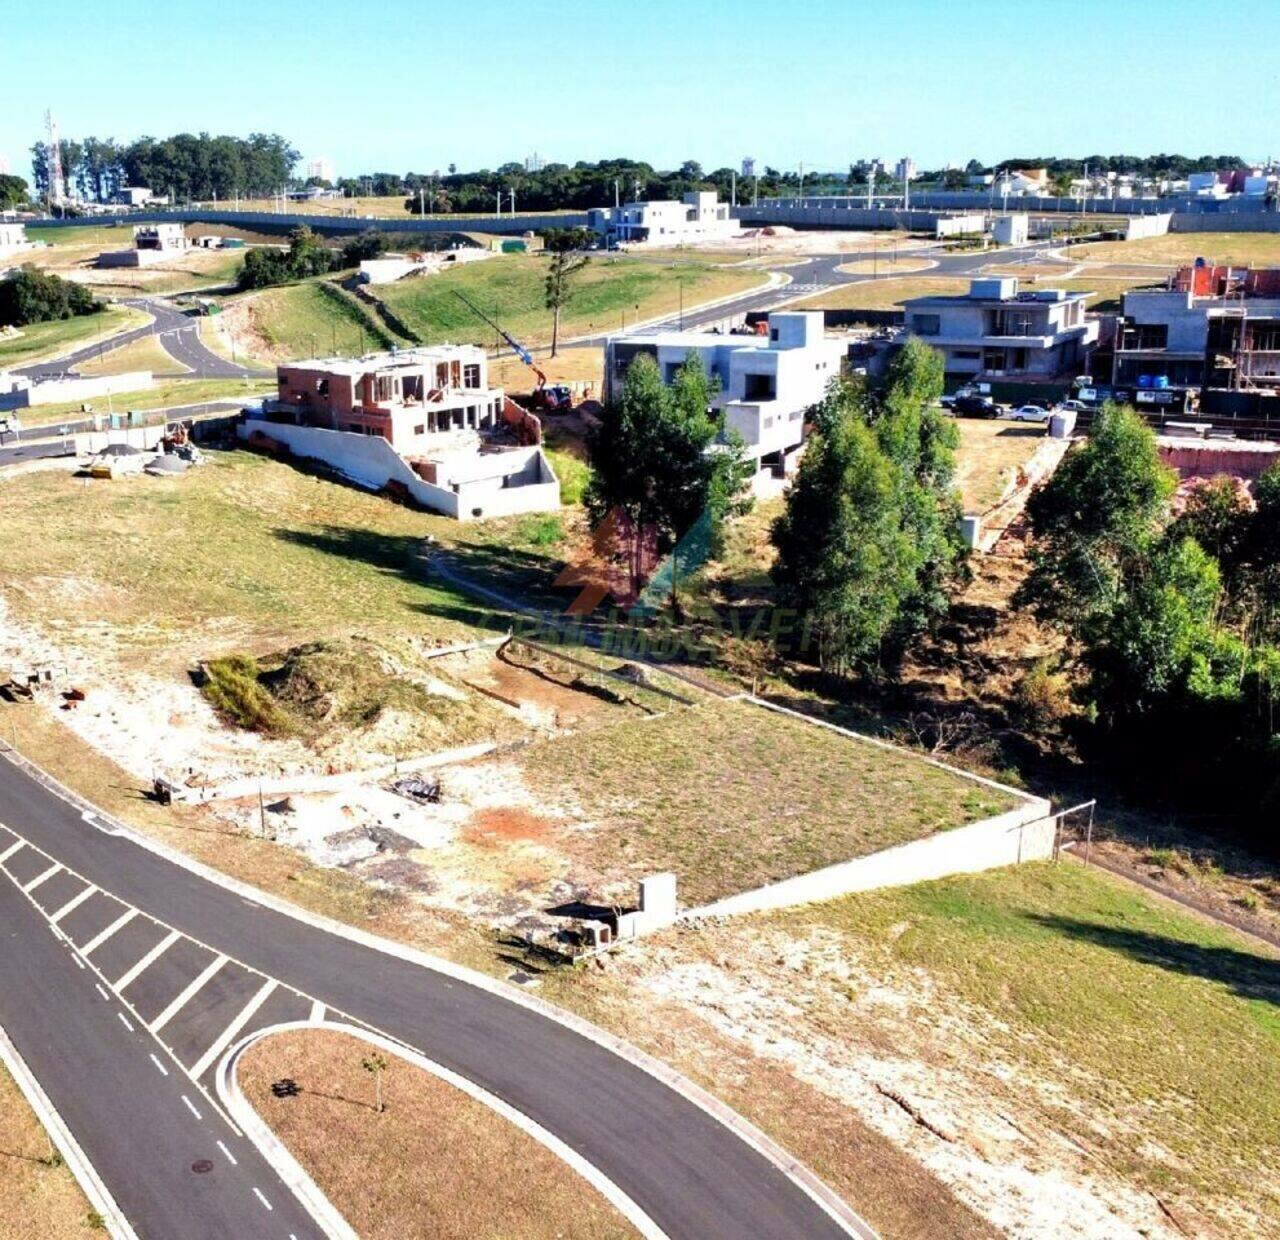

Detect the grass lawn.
[
  {"left": 14, "top": 377, "right": 271, "bottom": 428},
  {"left": 238, "top": 1028, "right": 636, "bottom": 1240},
  {"left": 375, "top": 254, "right": 766, "bottom": 347},
  {"left": 524, "top": 697, "right": 1017, "bottom": 905},
  {"left": 954, "top": 420, "right": 1048, "bottom": 512},
  {"left": 74, "top": 331, "right": 190, "bottom": 377},
  {"left": 774, "top": 862, "right": 1280, "bottom": 1232},
  {"left": 0, "top": 306, "right": 151, "bottom": 369},
  {"left": 0, "top": 1063, "right": 98, "bottom": 1238},
  {"left": 0, "top": 450, "right": 480, "bottom": 660},
  {"left": 790, "top": 276, "right": 970, "bottom": 312},
  {"left": 1072, "top": 231, "right": 1280, "bottom": 267},
  {"left": 235, "top": 280, "right": 397, "bottom": 361}
]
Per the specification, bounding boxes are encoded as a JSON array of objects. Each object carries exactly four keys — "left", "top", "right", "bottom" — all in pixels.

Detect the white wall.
[
  {"left": 1124, "top": 212, "right": 1172, "bottom": 241},
  {"left": 0, "top": 370, "right": 152, "bottom": 411}
]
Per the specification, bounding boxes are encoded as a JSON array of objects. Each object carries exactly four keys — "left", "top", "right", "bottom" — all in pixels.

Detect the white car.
[{"left": 1009, "top": 404, "right": 1052, "bottom": 423}]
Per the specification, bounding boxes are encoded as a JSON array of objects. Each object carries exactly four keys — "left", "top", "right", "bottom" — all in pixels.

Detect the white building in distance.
[
  {"left": 604, "top": 311, "right": 845, "bottom": 488},
  {"left": 589, "top": 191, "right": 741, "bottom": 247}
]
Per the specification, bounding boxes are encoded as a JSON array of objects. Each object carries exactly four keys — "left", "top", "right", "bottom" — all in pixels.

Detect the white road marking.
[
  {"left": 114, "top": 928, "right": 180, "bottom": 991},
  {"left": 309, "top": 1000, "right": 324, "bottom": 1023},
  {"left": 0, "top": 840, "right": 24, "bottom": 864},
  {"left": 252, "top": 1187, "right": 272, "bottom": 1211},
  {"left": 51, "top": 884, "right": 97, "bottom": 924},
  {"left": 188, "top": 978, "right": 277, "bottom": 1080},
  {"left": 80, "top": 908, "right": 137, "bottom": 956},
  {"left": 71, "top": 953, "right": 85, "bottom": 970},
  {"left": 23, "top": 862, "right": 62, "bottom": 893},
  {"left": 94, "top": 983, "right": 110, "bottom": 1002},
  {"left": 148, "top": 1053, "right": 169, "bottom": 1077},
  {"left": 150, "top": 954, "right": 227, "bottom": 1033},
  {"left": 180, "top": 1094, "right": 202, "bottom": 1120},
  {"left": 216, "top": 1139, "right": 237, "bottom": 1166},
  {"left": 117, "top": 1012, "right": 134, "bottom": 1033}
]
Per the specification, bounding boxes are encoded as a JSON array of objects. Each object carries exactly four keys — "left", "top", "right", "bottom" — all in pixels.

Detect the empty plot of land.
[
  {"left": 238, "top": 1028, "right": 636, "bottom": 1240},
  {"left": 791, "top": 277, "right": 970, "bottom": 313},
  {"left": 224, "top": 281, "right": 397, "bottom": 362},
  {"left": 522, "top": 697, "right": 1015, "bottom": 905},
  {"left": 0, "top": 305, "right": 151, "bottom": 370},
  {"left": 1071, "top": 231, "right": 1280, "bottom": 267},
  {"left": 73, "top": 331, "right": 191, "bottom": 378},
  {"left": 374, "top": 254, "right": 766, "bottom": 346},
  {"left": 954, "top": 420, "right": 1049, "bottom": 513}
]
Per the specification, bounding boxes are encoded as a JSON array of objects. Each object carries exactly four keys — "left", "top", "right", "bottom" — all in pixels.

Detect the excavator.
[{"left": 451, "top": 290, "right": 573, "bottom": 412}]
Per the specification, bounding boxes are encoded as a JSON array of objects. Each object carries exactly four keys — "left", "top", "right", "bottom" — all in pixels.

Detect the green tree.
[
  {"left": 0, "top": 267, "right": 101, "bottom": 327},
  {"left": 0, "top": 174, "right": 28, "bottom": 209},
  {"left": 585, "top": 353, "right": 751, "bottom": 612},
  {"left": 542, "top": 230, "right": 591, "bottom": 357},
  {"left": 360, "top": 1053, "right": 389, "bottom": 1114}
]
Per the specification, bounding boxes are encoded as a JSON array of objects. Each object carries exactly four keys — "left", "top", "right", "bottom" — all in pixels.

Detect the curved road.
[{"left": 0, "top": 752, "right": 863, "bottom": 1239}]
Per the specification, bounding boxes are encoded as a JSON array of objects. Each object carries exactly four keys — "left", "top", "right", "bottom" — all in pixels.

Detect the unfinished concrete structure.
[
  {"left": 244, "top": 345, "right": 560, "bottom": 520},
  {"left": 604, "top": 311, "right": 846, "bottom": 490}
]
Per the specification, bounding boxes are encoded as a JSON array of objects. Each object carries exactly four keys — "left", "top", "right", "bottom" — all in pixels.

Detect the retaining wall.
[
  {"left": 0, "top": 370, "right": 153, "bottom": 411},
  {"left": 690, "top": 799, "right": 1054, "bottom": 919}
]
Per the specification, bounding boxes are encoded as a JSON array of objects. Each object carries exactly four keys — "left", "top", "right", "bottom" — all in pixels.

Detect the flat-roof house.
[
  {"left": 589, "top": 191, "right": 741, "bottom": 246},
  {"left": 243, "top": 345, "right": 559, "bottom": 520},
  {"left": 604, "top": 311, "right": 845, "bottom": 488},
  {"left": 98, "top": 223, "right": 189, "bottom": 269},
  {"left": 901, "top": 278, "right": 1098, "bottom": 382}
]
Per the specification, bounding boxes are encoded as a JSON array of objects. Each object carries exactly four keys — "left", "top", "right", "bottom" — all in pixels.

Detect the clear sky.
[{"left": 3, "top": 0, "right": 1277, "bottom": 183}]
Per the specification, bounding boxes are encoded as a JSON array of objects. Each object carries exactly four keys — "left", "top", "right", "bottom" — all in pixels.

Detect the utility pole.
[
  {"left": 754, "top": 173, "right": 759, "bottom": 207},
  {"left": 614, "top": 179, "right": 620, "bottom": 209},
  {"left": 419, "top": 186, "right": 424, "bottom": 216},
  {"left": 496, "top": 189, "right": 501, "bottom": 215},
  {"left": 509, "top": 189, "right": 516, "bottom": 214}
]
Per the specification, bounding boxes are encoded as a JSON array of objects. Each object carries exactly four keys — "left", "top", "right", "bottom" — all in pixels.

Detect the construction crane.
[{"left": 451, "top": 290, "right": 572, "bottom": 411}]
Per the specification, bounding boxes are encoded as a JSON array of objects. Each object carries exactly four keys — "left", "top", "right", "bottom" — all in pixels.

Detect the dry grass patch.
[
  {"left": 837, "top": 257, "right": 933, "bottom": 276},
  {"left": 953, "top": 420, "right": 1049, "bottom": 513},
  {"left": 238, "top": 1028, "right": 636, "bottom": 1240},
  {"left": 523, "top": 697, "right": 1016, "bottom": 905},
  {"left": 74, "top": 331, "right": 190, "bottom": 378},
  {"left": 1071, "top": 232, "right": 1280, "bottom": 266},
  {"left": 0, "top": 306, "right": 151, "bottom": 371},
  {"left": 0, "top": 1063, "right": 98, "bottom": 1238},
  {"left": 790, "top": 277, "right": 970, "bottom": 313}
]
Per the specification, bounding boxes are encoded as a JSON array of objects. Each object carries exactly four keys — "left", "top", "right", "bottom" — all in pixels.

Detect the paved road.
[
  {"left": 17, "top": 298, "right": 263, "bottom": 381},
  {"left": 0, "top": 754, "right": 861, "bottom": 1240}
]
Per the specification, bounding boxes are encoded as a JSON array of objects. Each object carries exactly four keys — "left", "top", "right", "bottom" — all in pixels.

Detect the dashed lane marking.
[
  {"left": 80, "top": 909, "right": 138, "bottom": 957},
  {"left": 117, "top": 1012, "right": 134, "bottom": 1033},
  {"left": 114, "top": 929, "right": 180, "bottom": 991},
  {"left": 217, "top": 1139, "right": 237, "bottom": 1166},
  {"left": 252, "top": 1187, "right": 272, "bottom": 1211},
  {"left": 180, "top": 1094, "right": 202, "bottom": 1121},
  {"left": 149, "top": 1053, "right": 169, "bottom": 1077},
  {"left": 94, "top": 983, "right": 110, "bottom": 1002}
]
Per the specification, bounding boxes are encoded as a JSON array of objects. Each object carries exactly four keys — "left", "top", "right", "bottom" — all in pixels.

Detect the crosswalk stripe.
[
  {"left": 114, "top": 928, "right": 179, "bottom": 990},
  {"left": 80, "top": 908, "right": 137, "bottom": 956},
  {"left": 150, "top": 955, "right": 228, "bottom": 1033},
  {"left": 51, "top": 884, "right": 97, "bottom": 924},
  {"left": 23, "top": 862, "right": 62, "bottom": 893},
  {"left": 0, "top": 840, "right": 25, "bottom": 865},
  {"left": 189, "top": 979, "right": 278, "bottom": 1080}
]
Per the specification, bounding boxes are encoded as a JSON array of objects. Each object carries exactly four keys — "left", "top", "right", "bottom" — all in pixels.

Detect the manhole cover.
[{"left": 190, "top": 1159, "right": 214, "bottom": 1174}]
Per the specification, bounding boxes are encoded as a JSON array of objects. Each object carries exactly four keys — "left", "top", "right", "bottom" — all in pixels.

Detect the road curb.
[
  {"left": 0, "top": 1021, "right": 138, "bottom": 1240},
  {"left": 219, "top": 1020, "right": 667, "bottom": 1240},
  {"left": 0, "top": 740, "right": 876, "bottom": 1239}
]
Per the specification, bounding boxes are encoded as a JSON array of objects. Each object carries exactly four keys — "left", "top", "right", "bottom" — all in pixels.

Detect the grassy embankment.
[
  {"left": 238, "top": 1028, "right": 637, "bottom": 1240},
  {"left": 0, "top": 306, "right": 151, "bottom": 370}
]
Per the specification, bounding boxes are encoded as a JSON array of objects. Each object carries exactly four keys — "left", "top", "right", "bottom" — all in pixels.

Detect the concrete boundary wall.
[{"left": 1125, "top": 213, "right": 1172, "bottom": 240}]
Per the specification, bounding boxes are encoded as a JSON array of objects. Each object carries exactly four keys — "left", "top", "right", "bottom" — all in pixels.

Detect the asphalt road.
[
  {"left": 0, "top": 754, "right": 860, "bottom": 1240},
  {"left": 17, "top": 298, "right": 263, "bottom": 381}
]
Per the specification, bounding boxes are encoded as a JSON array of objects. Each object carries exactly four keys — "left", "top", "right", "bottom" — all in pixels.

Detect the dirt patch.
[{"left": 464, "top": 806, "right": 561, "bottom": 847}]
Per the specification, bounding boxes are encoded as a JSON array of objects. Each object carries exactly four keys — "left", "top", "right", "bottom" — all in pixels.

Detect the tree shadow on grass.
[{"left": 1028, "top": 914, "right": 1280, "bottom": 1007}]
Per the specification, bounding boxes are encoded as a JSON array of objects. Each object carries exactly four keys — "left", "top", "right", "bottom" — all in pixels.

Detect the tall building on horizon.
[{"left": 307, "top": 156, "right": 335, "bottom": 185}]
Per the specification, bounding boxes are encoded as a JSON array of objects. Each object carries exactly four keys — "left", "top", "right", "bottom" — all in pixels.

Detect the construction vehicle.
[{"left": 451, "top": 290, "right": 573, "bottom": 412}]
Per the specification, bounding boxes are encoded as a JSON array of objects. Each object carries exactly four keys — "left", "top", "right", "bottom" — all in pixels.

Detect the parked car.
[
  {"left": 953, "top": 395, "right": 1001, "bottom": 419},
  {"left": 938, "top": 394, "right": 956, "bottom": 410},
  {"left": 1057, "top": 399, "right": 1090, "bottom": 414},
  {"left": 1009, "top": 404, "right": 1052, "bottom": 423}
]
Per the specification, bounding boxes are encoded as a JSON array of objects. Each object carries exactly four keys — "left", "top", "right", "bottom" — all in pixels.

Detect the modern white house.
[
  {"left": 604, "top": 311, "right": 846, "bottom": 489},
  {"left": 0, "top": 222, "right": 36, "bottom": 261},
  {"left": 240, "top": 345, "right": 560, "bottom": 521},
  {"left": 588, "top": 191, "right": 741, "bottom": 247},
  {"left": 97, "top": 223, "right": 189, "bottom": 268}
]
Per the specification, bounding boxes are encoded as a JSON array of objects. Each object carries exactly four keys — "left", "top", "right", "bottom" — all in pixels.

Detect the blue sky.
[{"left": 3, "top": 0, "right": 1277, "bottom": 183}]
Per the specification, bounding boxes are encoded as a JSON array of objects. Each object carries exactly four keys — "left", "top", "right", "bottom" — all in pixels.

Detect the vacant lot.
[
  {"left": 74, "top": 331, "right": 190, "bottom": 377},
  {"left": 954, "top": 420, "right": 1048, "bottom": 512},
  {"left": 837, "top": 257, "right": 934, "bottom": 276},
  {"left": 626, "top": 861, "right": 1280, "bottom": 1238},
  {"left": 226, "top": 281, "right": 397, "bottom": 362},
  {"left": 521, "top": 697, "right": 1015, "bottom": 905},
  {"left": 239, "top": 1028, "right": 635, "bottom": 1240},
  {"left": 1072, "top": 231, "right": 1280, "bottom": 267},
  {"left": 791, "top": 276, "right": 970, "bottom": 312},
  {"left": 375, "top": 254, "right": 765, "bottom": 346},
  {"left": 0, "top": 305, "right": 151, "bottom": 370},
  {"left": 13, "top": 377, "right": 271, "bottom": 427},
  {"left": 0, "top": 1062, "right": 97, "bottom": 1238}
]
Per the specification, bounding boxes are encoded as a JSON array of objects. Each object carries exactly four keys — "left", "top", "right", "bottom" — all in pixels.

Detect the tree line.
[
  {"left": 29, "top": 132, "right": 299, "bottom": 203},
  {"left": 0, "top": 267, "right": 101, "bottom": 326}
]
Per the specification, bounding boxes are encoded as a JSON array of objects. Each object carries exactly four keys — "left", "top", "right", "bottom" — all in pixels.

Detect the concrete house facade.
[
  {"left": 98, "top": 223, "right": 189, "bottom": 268},
  {"left": 902, "top": 278, "right": 1098, "bottom": 382},
  {"left": 243, "top": 345, "right": 559, "bottom": 520},
  {"left": 589, "top": 191, "right": 741, "bottom": 246},
  {"left": 604, "top": 311, "right": 845, "bottom": 487}
]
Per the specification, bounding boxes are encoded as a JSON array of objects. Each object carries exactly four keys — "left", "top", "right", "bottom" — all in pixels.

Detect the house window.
[
  {"left": 414, "top": 425, "right": 425, "bottom": 436},
  {"left": 911, "top": 314, "right": 941, "bottom": 337},
  {"left": 743, "top": 373, "right": 775, "bottom": 400},
  {"left": 316, "top": 378, "right": 329, "bottom": 396},
  {"left": 463, "top": 364, "right": 481, "bottom": 388}
]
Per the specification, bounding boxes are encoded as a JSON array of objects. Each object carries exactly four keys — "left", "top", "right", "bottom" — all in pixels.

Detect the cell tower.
[{"left": 45, "top": 109, "right": 65, "bottom": 207}]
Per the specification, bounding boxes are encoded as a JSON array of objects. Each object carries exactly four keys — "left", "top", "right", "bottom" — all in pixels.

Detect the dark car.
[{"left": 953, "top": 395, "right": 1001, "bottom": 419}]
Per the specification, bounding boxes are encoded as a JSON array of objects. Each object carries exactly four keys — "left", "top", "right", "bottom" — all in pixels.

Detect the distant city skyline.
[{"left": 2, "top": 0, "right": 1277, "bottom": 186}]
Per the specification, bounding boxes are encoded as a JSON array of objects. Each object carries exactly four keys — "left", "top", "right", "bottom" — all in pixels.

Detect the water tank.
[
  {"left": 1137, "top": 374, "right": 1153, "bottom": 388},
  {"left": 1152, "top": 375, "right": 1170, "bottom": 390}
]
